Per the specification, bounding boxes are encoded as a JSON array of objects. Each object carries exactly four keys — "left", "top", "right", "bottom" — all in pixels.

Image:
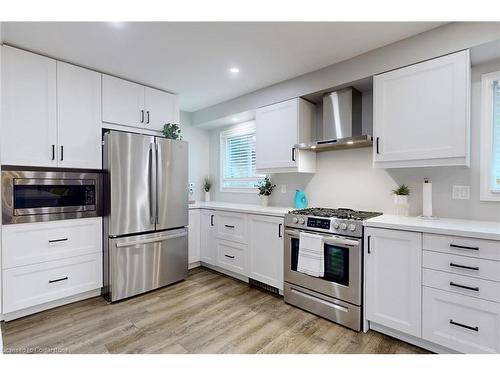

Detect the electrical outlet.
[
  {"left": 452, "top": 185, "right": 470, "bottom": 200},
  {"left": 189, "top": 182, "right": 195, "bottom": 194},
  {"left": 280, "top": 184, "right": 287, "bottom": 194}
]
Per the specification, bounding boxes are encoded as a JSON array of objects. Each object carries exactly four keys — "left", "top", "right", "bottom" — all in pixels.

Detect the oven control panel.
[{"left": 307, "top": 217, "right": 330, "bottom": 230}]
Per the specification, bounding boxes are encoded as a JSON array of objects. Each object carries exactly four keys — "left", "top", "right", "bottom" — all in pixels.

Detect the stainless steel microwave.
[{"left": 1, "top": 169, "right": 102, "bottom": 224}]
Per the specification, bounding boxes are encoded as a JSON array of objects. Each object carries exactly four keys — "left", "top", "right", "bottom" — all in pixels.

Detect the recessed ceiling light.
[
  {"left": 232, "top": 117, "right": 238, "bottom": 122},
  {"left": 229, "top": 67, "right": 240, "bottom": 74}
]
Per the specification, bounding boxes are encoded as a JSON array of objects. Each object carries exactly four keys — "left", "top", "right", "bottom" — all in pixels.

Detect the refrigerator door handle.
[
  {"left": 155, "top": 142, "right": 159, "bottom": 224},
  {"left": 148, "top": 142, "right": 156, "bottom": 224},
  {"left": 114, "top": 231, "right": 188, "bottom": 248}
]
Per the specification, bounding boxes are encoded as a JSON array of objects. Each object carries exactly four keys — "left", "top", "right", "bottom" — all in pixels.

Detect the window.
[
  {"left": 480, "top": 71, "right": 500, "bottom": 201},
  {"left": 220, "top": 121, "right": 263, "bottom": 192}
]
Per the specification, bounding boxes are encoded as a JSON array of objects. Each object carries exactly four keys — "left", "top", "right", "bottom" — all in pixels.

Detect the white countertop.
[
  {"left": 364, "top": 214, "right": 500, "bottom": 241},
  {"left": 189, "top": 201, "right": 293, "bottom": 217}
]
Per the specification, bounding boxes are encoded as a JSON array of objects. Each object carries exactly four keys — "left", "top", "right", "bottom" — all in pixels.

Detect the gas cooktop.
[{"left": 288, "top": 207, "right": 382, "bottom": 221}]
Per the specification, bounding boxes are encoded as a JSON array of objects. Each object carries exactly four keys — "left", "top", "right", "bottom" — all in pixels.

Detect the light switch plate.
[
  {"left": 452, "top": 185, "right": 470, "bottom": 200},
  {"left": 280, "top": 184, "right": 287, "bottom": 194}
]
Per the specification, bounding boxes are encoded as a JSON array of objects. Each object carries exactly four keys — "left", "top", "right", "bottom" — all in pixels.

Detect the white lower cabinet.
[
  {"left": 200, "top": 209, "right": 216, "bottom": 265},
  {"left": 248, "top": 214, "right": 284, "bottom": 291},
  {"left": 2, "top": 252, "right": 102, "bottom": 314},
  {"left": 188, "top": 209, "right": 201, "bottom": 265},
  {"left": 365, "top": 228, "right": 422, "bottom": 337},
  {"left": 423, "top": 287, "right": 500, "bottom": 354}
]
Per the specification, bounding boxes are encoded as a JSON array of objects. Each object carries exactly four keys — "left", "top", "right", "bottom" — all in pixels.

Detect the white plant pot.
[
  {"left": 204, "top": 191, "right": 211, "bottom": 202},
  {"left": 260, "top": 195, "right": 269, "bottom": 207},
  {"left": 394, "top": 195, "right": 409, "bottom": 216}
]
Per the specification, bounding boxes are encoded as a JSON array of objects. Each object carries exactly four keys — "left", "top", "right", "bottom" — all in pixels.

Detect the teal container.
[{"left": 294, "top": 189, "right": 308, "bottom": 209}]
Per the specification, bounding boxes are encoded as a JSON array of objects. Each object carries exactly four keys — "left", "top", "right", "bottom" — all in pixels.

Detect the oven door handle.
[{"left": 284, "top": 229, "right": 360, "bottom": 247}]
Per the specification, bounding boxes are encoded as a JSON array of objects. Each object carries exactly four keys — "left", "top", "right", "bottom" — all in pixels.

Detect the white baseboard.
[
  {"left": 188, "top": 261, "right": 201, "bottom": 270},
  {"left": 1, "top": 289, "right": 102, "bottom": 322},
  {"left": 369, "top": 321, "right": 458, "bottom": 354}
]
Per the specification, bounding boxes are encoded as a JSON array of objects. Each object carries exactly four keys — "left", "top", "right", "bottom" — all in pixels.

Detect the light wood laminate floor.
[{"left": 1, "top": 267, "right": 428, "bottom": 354}]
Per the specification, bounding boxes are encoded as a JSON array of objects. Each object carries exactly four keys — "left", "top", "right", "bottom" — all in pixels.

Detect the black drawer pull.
[
  {"left": 449, "top": 281, "right": 479, "bottom": 292},
  {"left": 49, "top": 276, "right": 68, "bottom": 284},
  {"left": 210, "top": 215, "right": 214, "bottom": 226},
  {"left": 450, "top": 243, "right": 479, "bottom": 251},
  {"left": 450, "top": 262, "right": 479, "bottom": 271},
  {"left": 449, "top": 319, "right": 479, "bottom": 332},
  {"left": 48, "top": 238, "right": 68, "bottom": 243},
  {"left": 224, "top": 225, "right": 235, "bottom": 229},
  {"left": 224, "top": 254, "right": 235, "bottom": 259}
]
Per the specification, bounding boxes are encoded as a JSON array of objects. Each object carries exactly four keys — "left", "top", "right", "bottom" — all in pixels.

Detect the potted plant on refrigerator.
[
  {"left": 203, "top": 177, "right": 212, "bottom": 202},
  {"left": 392, "top": 184, "right": 410, "bottom": 216},
  {"left": 256, "top": 176, "right": 276, "bottom": 207}
]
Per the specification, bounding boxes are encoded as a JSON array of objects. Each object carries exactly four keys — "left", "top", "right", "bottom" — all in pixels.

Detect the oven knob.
[
  {"left": 298, "top": 217, "right": 305, "bottom": 225},
  {"left": 292, "top": 217, "right": 298, "bottom": 224},
  {"left": 333, "top": 221, "right": 340, "bottom": 229},
  {"left": 340, "top": 223, "right": 348, "bottom": 230},
  {"left": 348, "top": 224, "right": 357, "bottom": 232}
]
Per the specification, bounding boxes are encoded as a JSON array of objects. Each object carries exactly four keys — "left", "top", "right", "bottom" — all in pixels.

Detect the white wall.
[
  {"left": 208, "top": 59, "right": 500, "bottom": 222},
  {"left": 179, "top": 111, "right": 210, "bottom": 202}
]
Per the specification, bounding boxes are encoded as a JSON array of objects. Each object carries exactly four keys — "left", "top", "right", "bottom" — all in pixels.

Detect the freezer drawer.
[{"left": 107, "top": 228, "right": 188, "bottom": 302}]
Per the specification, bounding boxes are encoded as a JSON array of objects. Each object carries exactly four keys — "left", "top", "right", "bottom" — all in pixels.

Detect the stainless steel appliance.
[
  {"left": 284, "top": 207, "right": 382, "bottom": 331},
  {"left": 1, "top": 168, "right": 102, "bottom": 224},
  {"left": 102, "top": 130, "right": 188, "bottom": 302}
]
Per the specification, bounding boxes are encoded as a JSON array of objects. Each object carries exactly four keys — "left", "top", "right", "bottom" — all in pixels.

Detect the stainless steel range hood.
[{"left": 295, "top": 87, "right": 372, "bottom": 151}]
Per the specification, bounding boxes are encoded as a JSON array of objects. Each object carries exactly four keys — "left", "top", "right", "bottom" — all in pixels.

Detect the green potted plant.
[
  {"left": 162, "top": 123, "right": 182, "bottom": 140},
  {"left": 256, "top": 176, "right": 276, "bottom": 207},
  {"left": 392, "top": 184, "right": 410, "bottom": 216},
  {"left": 203, "top": 176, "right": 212, "bottom": 202}
]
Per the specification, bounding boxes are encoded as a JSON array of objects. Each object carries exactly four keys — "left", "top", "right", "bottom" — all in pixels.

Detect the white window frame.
[
  {"left": 219, "top": 121, "right": 262, "bottom": 193},
  {"left": 480, "top": 70, "right": 500, "bottom": 201}
]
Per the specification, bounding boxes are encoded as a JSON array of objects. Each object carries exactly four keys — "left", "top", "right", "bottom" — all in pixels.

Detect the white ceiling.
[{"left": 2, "top": 22, "right": 445, "bottom": 112}]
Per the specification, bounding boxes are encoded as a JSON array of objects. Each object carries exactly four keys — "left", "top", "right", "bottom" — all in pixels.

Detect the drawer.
[
  {"left": 216, "top": 239, "right": 247, "bottom": 276},
  {"left": 424, "top": 250, "right": 500, "bottom": 282},
  {"left": 2, "top": 217, "right": 102, "bottom": 269},
  {"left": 423, "top": 287, "right": 500, "bottom": 353},
  {"left": 215, "top": 211, "right": 248, "bottom": 244},
  {"left": 423, "top": 233, "right": 500, "bottom": 261},
  {"left": 423, "top": 268, "right": 500, "bottom": 303},
  {"left": 2, "top": 252, "right": 103, "bottom": 314}
]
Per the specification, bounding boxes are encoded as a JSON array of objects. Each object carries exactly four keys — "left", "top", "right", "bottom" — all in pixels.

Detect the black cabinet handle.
[
  {"left": 291, "top": 148, "right": 296, "bottom": 162},
  {"left": 60, "top": 145, "right": 64, "bottom": 161},
  {"left": 224, "top": 254, "right": 235, "bottom": 259},
  {"left": 450, "top": 243, "right": 479, "bottom": 251},
  {"left": 146, "top": 111, "right": 150, "bottom": 124},
  {"left": 48, "top": 238, "right": 68, "bottom": 243},
  {"left": 51, "top": 145, "right": 55, "bottom": 160},
  {"left": 140, "top": 110, "right": 144, "bottom": 123},
  {"left": 367, "top": 235, "right": 371, "bottom": 254},
  {"left": 210, "top": 215, "right": 214, "bottom": 226},
  {"left": 449, "top": 281, "right": 479, "bottom": 292},
  {"left": 224, "top": 225, "right": 235, "bottom": 229},
  {"left": 278, "top": 223, "right": 283, "bottom": 238},
  {"left": 449, "top": 319, "right": 479, "bottom": 332},
  {"left": 449, "top": 262, "right": 479, "bottom": 271},
  {"left": 49, "top": 276, "right": 68, "bottom": 284},
  {"left": 376, "top": 137, "right": 380, "bottom": 154}
]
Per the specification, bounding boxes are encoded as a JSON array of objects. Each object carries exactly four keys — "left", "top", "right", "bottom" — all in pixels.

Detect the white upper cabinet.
[
  {"left": 373, "top": 50, "right": 470, "bottom": 168},
  {"left": 57, "top": 62, "right": 102, "bottom": 169},
  {"left": 1, "top": 45, "right": 57, "bottom": 167},
  {"left": 248, "top": 214, "right": 284, "bottom": 292},
  {"left": 102, "top": 74, "right": 145, "bottom": 128},
  {"left": 365, "top": 227, "right": 422, "bottom": 337},
  {"left": 102, "top": 74, "right": 179, "bottom": 131},
  {"left": 144, "top": 87, "right": 179, "bottom": 131},
  {"left": 256, "top": 98, "right": 316, "bottom": 173}
]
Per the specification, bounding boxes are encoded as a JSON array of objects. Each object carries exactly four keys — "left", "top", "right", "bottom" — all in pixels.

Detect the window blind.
[{"left": 493, "top": 80, "right": 500, "bottom": 191}]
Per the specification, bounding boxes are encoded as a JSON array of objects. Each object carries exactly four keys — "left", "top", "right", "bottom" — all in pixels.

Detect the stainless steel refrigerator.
[{"left": 102, "top": 130, "right": 188, "bottom": 302}]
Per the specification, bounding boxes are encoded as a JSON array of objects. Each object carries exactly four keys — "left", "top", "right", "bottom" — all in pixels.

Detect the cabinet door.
[
  {"left": 188, "top": 209, "right": 201, "bottom": 265},
  {"left": 256, "top": 98, "right": 298, "bottom": 170},
  {"left": 248, "top": 215, "right": 284, "bottom": 291},
  {"left": 57, "top": 62, "right": 102, "bottom": 169},
  {"left": 373, "top": 50, "right": 470, "bottom": 168},
  {"left": 1, "top": 46, "right": 57, "bottom": 167},
  {"left": 365, "top": 227, "right": 422, "bottom": 337},
  {"left": 144, "top": 87, "right": 179, "bottom": 131},
  {"left": 200, "top": 210, "right": 216, "bottom": 265},
  {"left": 102, "top": 74, "right": 145, "bottom": 128}
]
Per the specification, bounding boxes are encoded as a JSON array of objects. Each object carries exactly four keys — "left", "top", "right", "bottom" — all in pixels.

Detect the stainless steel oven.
[{"left": 2, "top": 169, "right": 102, "bottom": 224}]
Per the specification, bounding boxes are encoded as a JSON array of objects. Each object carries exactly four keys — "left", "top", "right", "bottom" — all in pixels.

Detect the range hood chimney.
[{"left": 295, "top": 87, "right": 372, "bottom": 151}]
